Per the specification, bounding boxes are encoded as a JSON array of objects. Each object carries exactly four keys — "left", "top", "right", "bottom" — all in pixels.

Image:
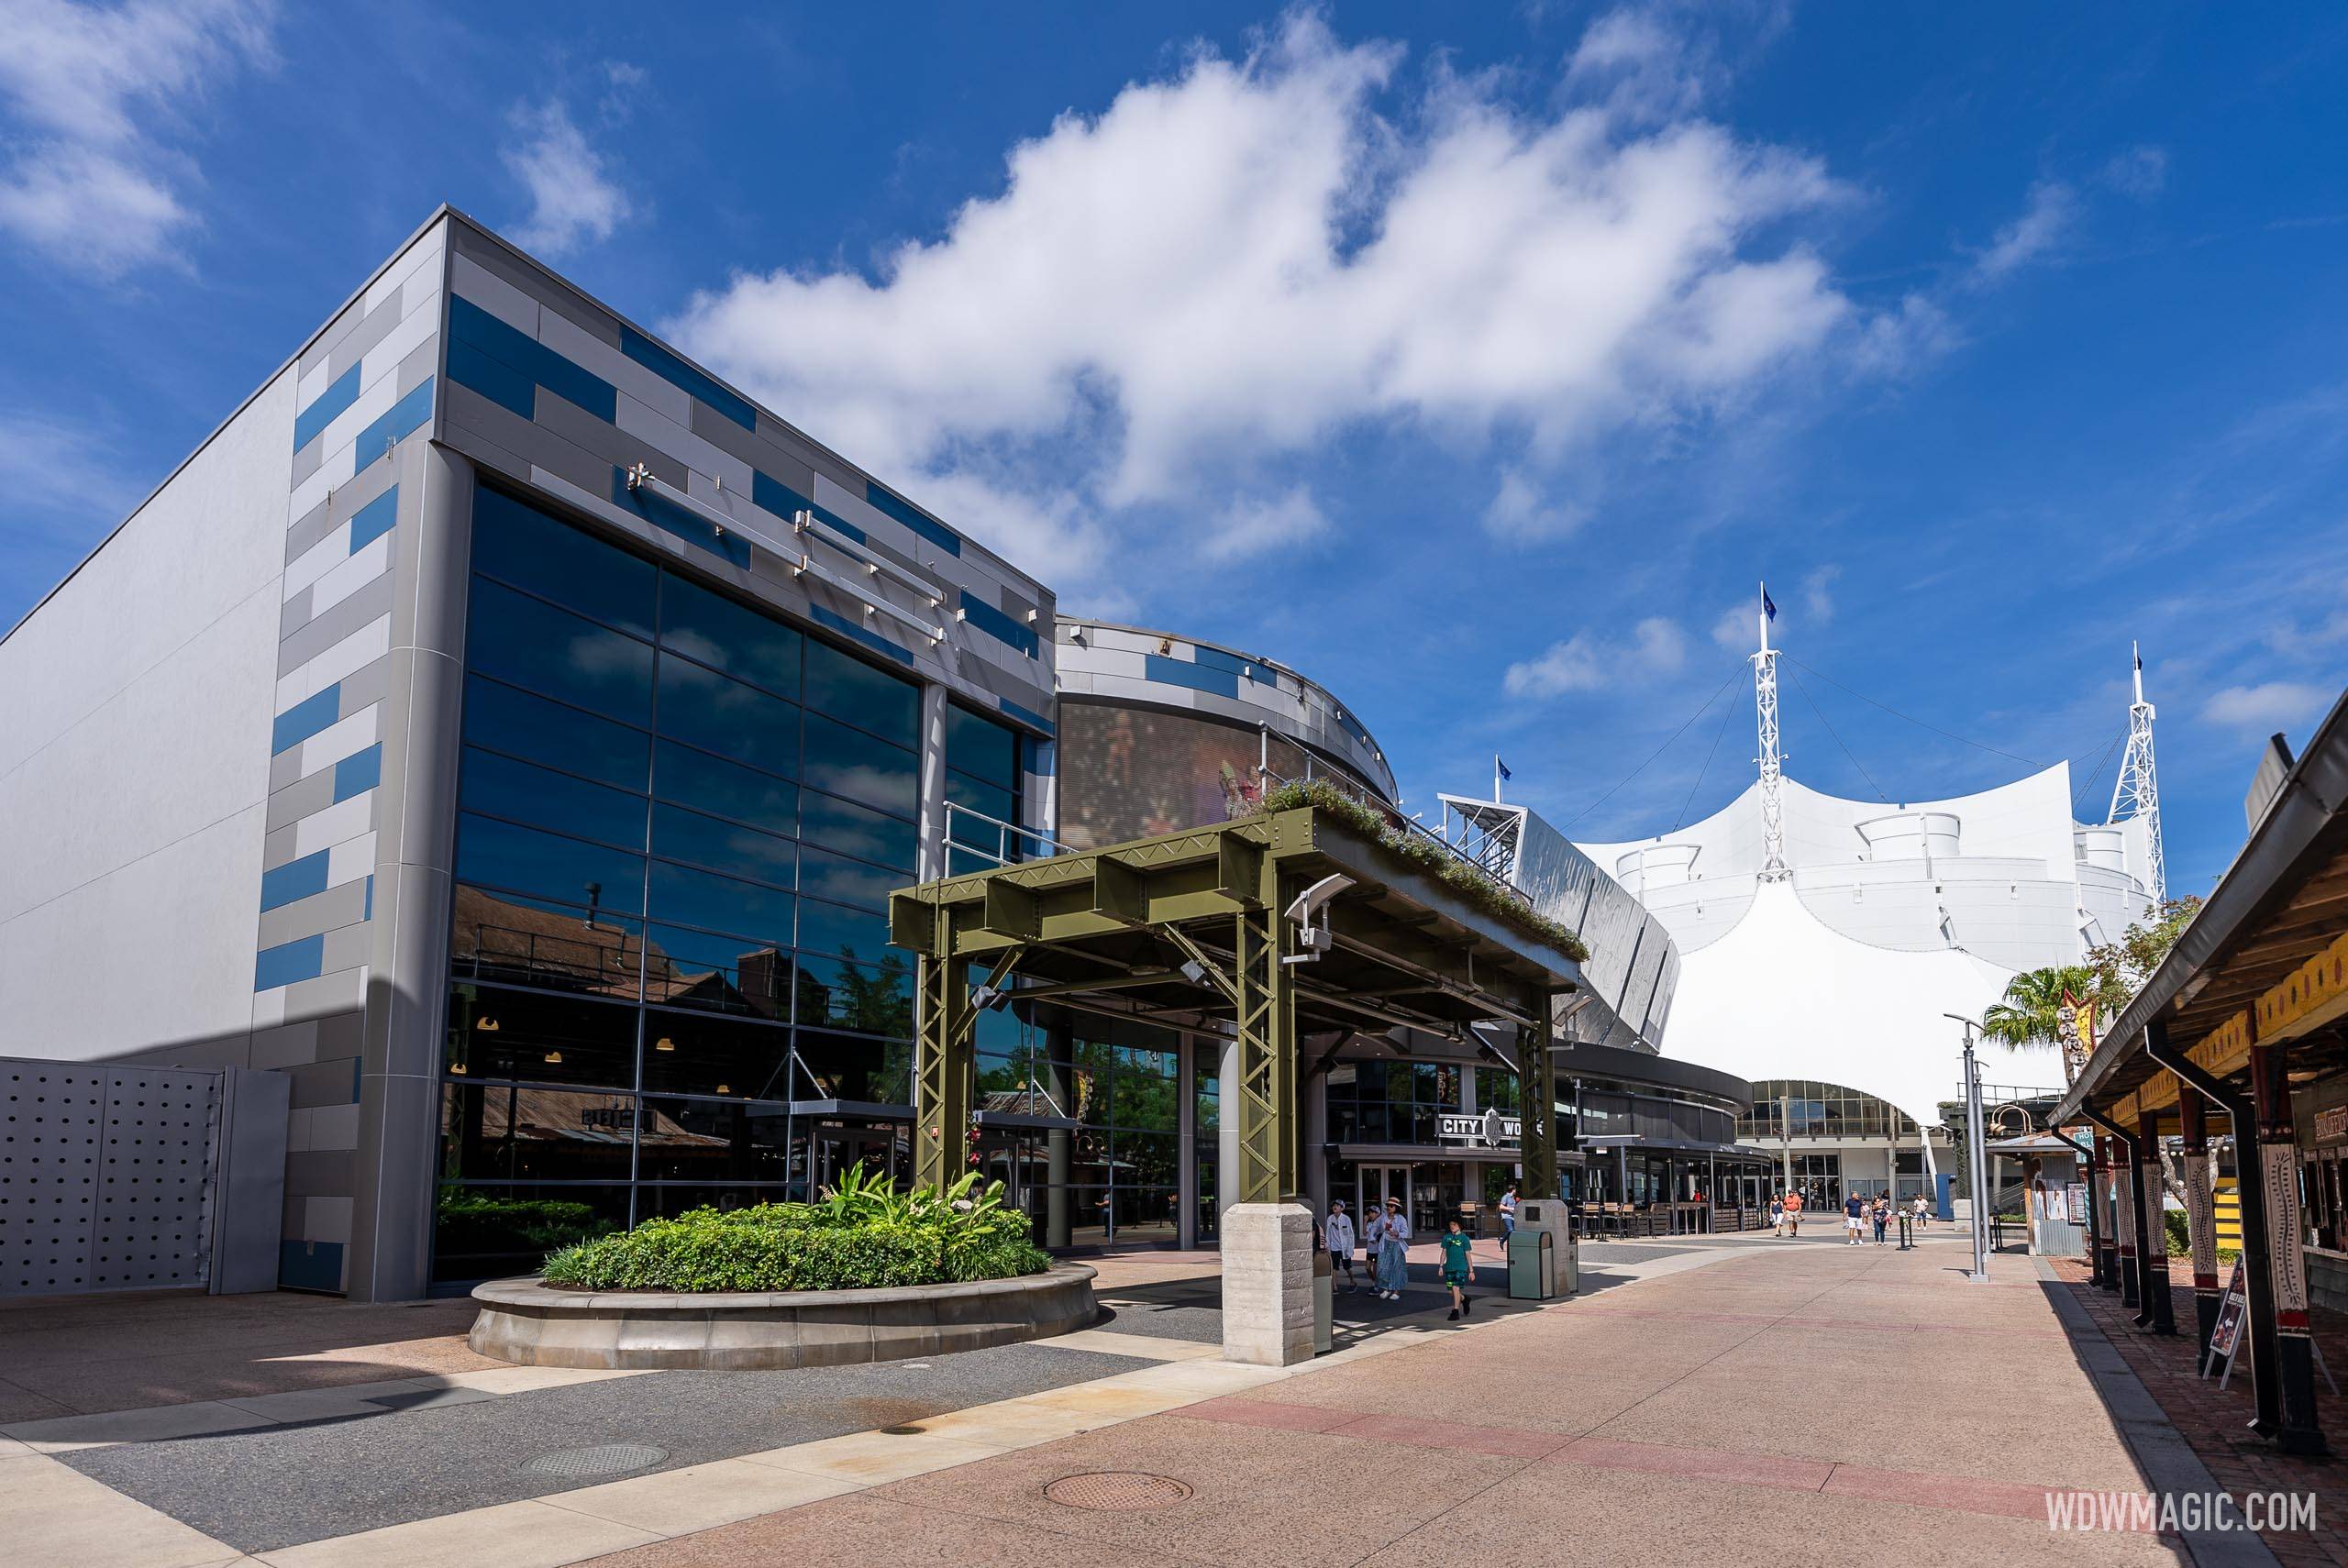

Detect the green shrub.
[
  {"left": 1257, "top": 779, "right": 1590, "bottom": 962},
  {"left": 2165, "top": 1209, "right": 2188, "bottom": 1256},
  {"left": 539, "top": 1165, "right": 1052, "bottom": 1292}
]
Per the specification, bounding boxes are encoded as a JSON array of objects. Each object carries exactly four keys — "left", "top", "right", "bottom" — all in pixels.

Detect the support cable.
[
  {"left": 1674, "top": 678, "right": 1744, "bottom": 830},
  {"left": 2071, "top": 728, "right": 2128, "bottom": 822},
  {"left": 1565, "top": 662, "right": 1745, "bottom": 829},
  {"left": 1784, "top": 661, "right": 1889, "bottom": 804},
  {"left": 1781, "top": 654, "right": 2041, "bottom": 768}
]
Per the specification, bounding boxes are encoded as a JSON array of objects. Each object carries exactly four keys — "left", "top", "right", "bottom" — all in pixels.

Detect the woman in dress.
[{"left": 1377, "top": 1197, "right": 1412, "bottom": 1298}]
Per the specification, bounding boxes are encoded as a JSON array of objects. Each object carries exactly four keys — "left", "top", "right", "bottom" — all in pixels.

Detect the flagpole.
[
  {"left": 1493, "top": 755, "right": 1502, "bottom": 804},
  {"left": 1758, "top": 580, "right": 1770, "bottom": 657}
]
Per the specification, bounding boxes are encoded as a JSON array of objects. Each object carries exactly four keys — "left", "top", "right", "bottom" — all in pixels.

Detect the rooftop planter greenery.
[
  {"left": 1258, "top": 778, "right": 1590, "bottom": 964},
  {"left": 540, "top": 1166, "right": 1049, "bottom": 1293}
]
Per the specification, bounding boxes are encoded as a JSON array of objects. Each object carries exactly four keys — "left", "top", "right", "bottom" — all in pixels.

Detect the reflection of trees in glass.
[{"left": 830, "top": 945, "right": 912, "bottom": 1036}]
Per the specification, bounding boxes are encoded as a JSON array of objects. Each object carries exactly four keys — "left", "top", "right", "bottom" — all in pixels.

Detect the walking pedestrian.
[
  {"left": 1787, "top": 1188, "right": 1804, "bottom": 1238},
  {"left": 1871, "top": 1195, "right": 1889, "bottom": 1245},
  {"left": 1911, "top": 1193, "right": 1930, "bottom": 1231},
  {"left": 1325, "top": 1198, "right": 1358, "bottom": 1291},
  {"left": 1844, "top": 1189, "right": 1865, "bottom": 1245},
  {"left": 1773, "top": 1189, "right": 1789, "bottom": 1238},
  {"left": 1441, "top": 1216, "right": 1474, "bottom": 1320},
  {"left": 1499, "top": 1184, "right": 1518, "bottom": 1248},
  {"left": 1376, "top": 1197, "right": 1412, "bottom": 1299}
]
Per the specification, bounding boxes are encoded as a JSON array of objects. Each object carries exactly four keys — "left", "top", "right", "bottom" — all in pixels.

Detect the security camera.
[
  {"left": 1284, "top": 873, "right": 1355, "bottom": 927},
  {"left": 969, "top": 984, "right": 1012, "bottom": 1011}
]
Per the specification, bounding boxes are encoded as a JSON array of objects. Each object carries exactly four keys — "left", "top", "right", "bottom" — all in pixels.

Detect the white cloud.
[
  {"left": 1710, "top": 603, "right": 1753, "bottom": 653},
  {"left": 1506, "top": 615, "right": 1685, "bottom": 698},
  {"left": 1201, "top": 487, "right": 1327, "bottom": 563},
  {"left": 1801, "top": 563, "right": 1840, "bottom": 623},
  {"left": 0, "top": 0, "right": 275, "bottom": 275},
  {"left": 1482, "top": 468, "right": 1589, "bottom": 543},
  {"left": 504, "top": 97, "right": 630, "bottom": 258},
  {"left": 1975, "top": 179, "right": 2075, "bottom": 282},
  {"left": 670, "top": 11, "right": 1868, "bottom": 593},
  {"left": 2201, "top": 681, "right": 2329, "bottom": 733},
  {"left": 2100, "top": 145, "right": 2167, "bottom": 201}
]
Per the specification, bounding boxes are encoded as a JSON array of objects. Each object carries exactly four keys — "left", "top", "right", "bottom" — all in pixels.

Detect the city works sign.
[{"left": 1438, "top": 1110, "right": 1522, "bottom": 1148}]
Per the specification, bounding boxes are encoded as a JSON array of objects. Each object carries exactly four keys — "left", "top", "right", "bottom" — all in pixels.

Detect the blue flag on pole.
[
  {"left": 1762, "top": 588, "right": 1778, "bottom": 622},
  {"left": 1496, "top": 756, "right": 1512, "bottom": 781}
]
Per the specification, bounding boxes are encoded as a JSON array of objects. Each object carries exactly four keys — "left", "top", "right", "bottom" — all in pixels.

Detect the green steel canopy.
[{"left": 889, "top": 801, "right": 1588, "bottom": 1210}]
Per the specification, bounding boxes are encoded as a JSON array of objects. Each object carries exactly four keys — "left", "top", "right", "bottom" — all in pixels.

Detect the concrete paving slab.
[
  {"left": 2, "top": 1450, "right": 244, "bottom": 1568},
  {"left": 540, "top": 1458, "right": 857, "bottom": 1536},
  {"left": 252, "top": 1498, "right": 660, "bottom": 1568},
  {"left": 741, "top": 1429, "right": 1009, "bottom": 1485},
  {"left": 573, "top": 1491, "right": 1203, "bottom": 1568}
]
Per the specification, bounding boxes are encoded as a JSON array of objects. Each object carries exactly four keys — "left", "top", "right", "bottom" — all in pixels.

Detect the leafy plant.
[
  {"left": 538, "top": 1163, "right": 1050, "bottom": 1292},
  {"left": 1257, "top": 779, "right": 1590, "bottom": 962},
  {"left": 2084, "top": 898, "right": 2205, "bottom": 1009},
  {"left": 437, "top": 1190, "right": 616, "bottom": 1254}
]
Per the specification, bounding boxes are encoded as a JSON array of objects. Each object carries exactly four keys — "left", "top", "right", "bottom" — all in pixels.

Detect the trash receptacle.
[
  {"left": 1312, "top": 1246, "right": 1333, "bottom": 1353},
  {"left": 1508, "top": 1230, "right": 1554, "bottom": 1299}
]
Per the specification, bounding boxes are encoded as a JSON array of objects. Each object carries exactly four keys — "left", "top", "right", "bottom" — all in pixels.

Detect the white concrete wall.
[{"left": 0, "top": 368, "right": 295, "bottom": 1063}]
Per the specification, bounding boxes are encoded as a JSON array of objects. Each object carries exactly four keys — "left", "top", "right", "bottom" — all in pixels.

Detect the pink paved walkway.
[{"left": 575, "top": 1241, "right": 2216, "bottom": 1567}]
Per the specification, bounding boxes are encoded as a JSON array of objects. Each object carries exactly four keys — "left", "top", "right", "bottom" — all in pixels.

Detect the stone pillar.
[
  {"left": 347, "top": 440, "right": 474, "bottom": 1302},
  {"left": 1221, "top": 1201, "right": 1315, "bottom": 1365},
  {"left": 2135, "top": 1110, "right": 2176, "bottom": 1334},
  {"left": 2178, "top": 1091, "right": 2221, "bottom": 1367},
  {"left": 2249, "top": 1041, "right": 2327, "bottom": 1454}
]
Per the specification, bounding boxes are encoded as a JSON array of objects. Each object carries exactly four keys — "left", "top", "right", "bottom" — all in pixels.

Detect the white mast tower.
[
  {"left": 1754, "top": 582, "right": 1789, "bottom": 882},
  {"left": 2107, "top": 643, "right": 2166, "bottom": 907}
]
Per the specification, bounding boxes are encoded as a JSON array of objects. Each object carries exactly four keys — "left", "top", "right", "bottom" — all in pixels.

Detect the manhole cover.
[
  {"left": 524, "top": 1443, "right": 669, "bottom": 1479},
  {"left": 1043, "top": 1472, "right": 1193, "bottom": 1512}
]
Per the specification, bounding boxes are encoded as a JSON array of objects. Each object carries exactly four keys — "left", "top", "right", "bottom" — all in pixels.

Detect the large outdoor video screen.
[{"left": 1058, "top": 703, "right": 1319, "bottom": 851}]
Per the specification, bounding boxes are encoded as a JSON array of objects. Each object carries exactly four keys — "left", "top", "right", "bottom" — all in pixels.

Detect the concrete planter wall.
[{"left": 467, "top": 1263, "right": 1099, "bottom": 1370}]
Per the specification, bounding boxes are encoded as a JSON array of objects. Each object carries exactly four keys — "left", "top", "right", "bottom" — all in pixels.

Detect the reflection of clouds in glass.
[
  {"left": 801, "top": 855, "right": 898, "bottom": 910},
  {"left": 661, "top": 629, "right": 728, "bottom": 670},
  {"left": 806, "top": 762, "right": 916, "bottom": 812},
  {"left": 567, "top": 627, "right": 652, "bottom": 681}
]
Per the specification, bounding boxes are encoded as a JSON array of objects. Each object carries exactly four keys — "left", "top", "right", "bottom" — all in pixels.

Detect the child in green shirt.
[{"left": 1440, "top": 1218, "right": 1474, "bottom": 1320}]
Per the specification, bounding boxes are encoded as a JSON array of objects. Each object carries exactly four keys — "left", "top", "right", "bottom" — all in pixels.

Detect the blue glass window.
[
  {"left": 805, "top": 636, "right": 918, "bottom": 745},
  {"left": 650, "top": 741, "right": 796, "bottom": 837},
  {"left": 455, "top": 812, "right": 645, "bottom": 916},
  {"left": 655, "top": 656, "right": 799, "bottom": 780},
  {"left": 651, "top": 802, "right": 798, "bottom": 888},
  {"left": 460, "top": 747, "right": 646, "bottom": 850},
  {"left": 473, "top": 489, "right": 656, "bottom": 636},
  {"left": 659, "top": 574, "right": 802, "bottom": 697},
  {"left": 648, "top": 860, "right": 795, "bottom": 946},
  {"left": 803, "top": 714, "right": 916, "bottom": 817},
  {"left": 469, "top": 580, "right": 653, "bottom": 725}
]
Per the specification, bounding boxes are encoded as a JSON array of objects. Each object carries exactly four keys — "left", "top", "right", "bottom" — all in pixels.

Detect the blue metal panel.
[
  {"left": 863, "top": 484, "right": 961, "bottom": 557},
  {"left": 446, "top": 338, "right": 536, "bottom": 420},
  {"left": 333, "top": 743, "right": 382, "bottom": 801},
  {"left": 810, "top": 604, "right": 915, "bottom": 667},
  {"left": 254, "top": 933, "right": 327, "bottom": 989},
  {"left": 350, "top": 376, "right": 435, "bottom": 475},
  {"left": 271, "top": 684, "right": 343, "bottom": 754},
  {"left": 619, "top": 326, "right": 757, "bottom": 430},
  {"left": 1143, "top": 655, "right": 1240, "bottom": 700},
  {"left": 450, "top": 297, "right": 616, "bottom": 421},
  {"left": 347, "top": 488, "right": 400, "bottom": 553},
  {"left": 260, "top": 851, "right": 331, "bottom": 911},
  {"left": 750, "top": 470, "right": 869, "bottom": 544},
  {"left": 294, "top": 364, "right": 362, "bottom": 451},
  {"left": 998, "top": 696, "right": 1055, "bottom": 735},
  {"left": 958, "top": 591, "right": 1038, "bottom": 658},
  {"left": 279, "top": 1239, "right": 345, "bottom": 1291}
]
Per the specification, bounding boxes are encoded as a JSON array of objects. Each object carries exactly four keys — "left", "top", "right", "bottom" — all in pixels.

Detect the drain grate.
[
  {"left": 524, "top": 1443, "right": 669, "bottom": 1479},
  {"left": 1043, "top": 1472, "right": 1194, "bottom": 1512}
]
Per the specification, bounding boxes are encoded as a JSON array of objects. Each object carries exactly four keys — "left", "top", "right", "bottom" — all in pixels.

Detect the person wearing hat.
[
  {"left": 1324, "top": 1198, "right": 1358, "bottom": 1292},
  {"left": 1375, "top": 1196, "right": 1412, "bottom": 1299}
]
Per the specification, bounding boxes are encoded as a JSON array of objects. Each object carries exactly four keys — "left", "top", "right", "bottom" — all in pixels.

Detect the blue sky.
[{"left": 3, "top": 2, "right": 2344, "bottom": 896}]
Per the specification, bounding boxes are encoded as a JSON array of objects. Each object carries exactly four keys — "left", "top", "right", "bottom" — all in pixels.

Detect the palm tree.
[{"left": 1980, "top": 965, "right": 2101, "bottom": 1082}]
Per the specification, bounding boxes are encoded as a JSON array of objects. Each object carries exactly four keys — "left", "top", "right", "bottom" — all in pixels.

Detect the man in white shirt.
[{"left": 1324, "top": 1199, "right": 1358, "bottom": 1292}]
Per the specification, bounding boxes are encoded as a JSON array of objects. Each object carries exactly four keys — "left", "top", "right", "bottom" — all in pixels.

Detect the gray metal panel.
[
  {"left": 211, "top": 1067, "right": 291, "bottom": 1294},
  {"left": 0, "top": 1059, "right": 222, "bottom": 1297}
]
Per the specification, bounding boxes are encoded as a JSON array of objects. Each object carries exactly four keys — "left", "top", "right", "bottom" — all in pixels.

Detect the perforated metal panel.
[{"left": 0, "top": 1060, "right": 221, "bottom": 1297}]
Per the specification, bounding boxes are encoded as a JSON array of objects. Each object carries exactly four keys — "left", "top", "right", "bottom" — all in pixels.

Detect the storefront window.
[{"left": 434, "top": 486, "right": 929, "bottom": 1282}]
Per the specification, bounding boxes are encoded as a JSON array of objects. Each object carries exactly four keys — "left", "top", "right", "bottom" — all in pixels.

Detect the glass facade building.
[{"left": 434, "top": 486, "right": 1024, "bottom": 1281}]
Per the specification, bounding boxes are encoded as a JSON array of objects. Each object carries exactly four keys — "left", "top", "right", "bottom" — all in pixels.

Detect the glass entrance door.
[
  {"left": 1359, "top": 1165, "right": 1411, "bottom": 1233},
  {"left": 814, "top": 1124, "right": 904, "bottom": 1193}
]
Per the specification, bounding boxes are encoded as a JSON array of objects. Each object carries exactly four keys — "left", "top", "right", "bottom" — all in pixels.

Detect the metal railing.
[
  {"left": 1258, "top": 764, "right": 1533, "bottom": 909},
  {"left": 944, "top": 802, "right": 1069, "bottom": 871}
]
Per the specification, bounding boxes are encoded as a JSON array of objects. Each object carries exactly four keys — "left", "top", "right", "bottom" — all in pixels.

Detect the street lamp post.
[{"left": 1945, "top": 1012, "right": 1990, "bottom": 1281}]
